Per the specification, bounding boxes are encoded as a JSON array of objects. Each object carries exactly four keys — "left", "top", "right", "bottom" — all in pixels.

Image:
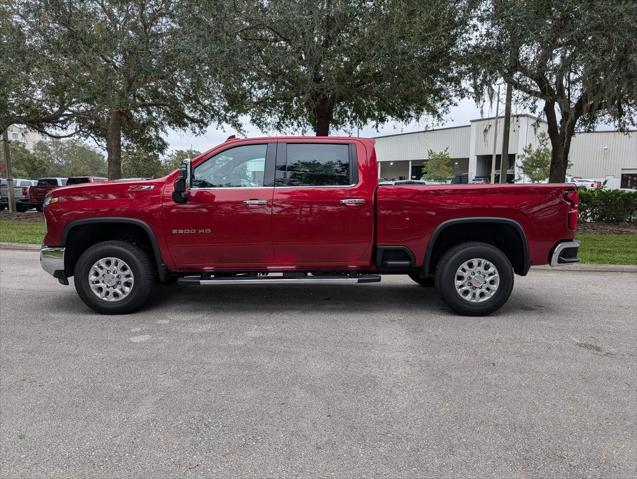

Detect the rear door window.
[{"left": 276, "top": 143, "right": 355, "bottom": 187}]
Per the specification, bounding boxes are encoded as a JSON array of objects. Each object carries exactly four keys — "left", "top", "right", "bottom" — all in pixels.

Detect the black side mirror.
[{"left": 172, "top": 159, "right": 191, "bottom": 204}]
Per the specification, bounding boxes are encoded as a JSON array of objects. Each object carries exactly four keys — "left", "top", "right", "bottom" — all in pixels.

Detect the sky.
[{"left": 164, "top": 96, "right": 534, "bottom": 154}]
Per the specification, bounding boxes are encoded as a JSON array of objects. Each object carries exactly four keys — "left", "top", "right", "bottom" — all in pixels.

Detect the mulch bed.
[
  {"left": 577, "top": 222, "right": 637, "bottom": 235},
  {"left": 0, "top": 210, "right": 44, "bottom": 222}
]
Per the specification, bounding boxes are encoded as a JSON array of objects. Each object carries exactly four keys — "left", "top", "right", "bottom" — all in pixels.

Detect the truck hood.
[{"left": 49, "top": 178, "right": 166, "bottom": 201}]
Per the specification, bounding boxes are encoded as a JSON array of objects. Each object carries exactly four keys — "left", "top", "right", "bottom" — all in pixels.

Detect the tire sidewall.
[
  {"left": 74, "top": 241, "right": 153, "bottom": 314},
  {"left": 435, "top": 243, "right": 514, "bottom": 316}
]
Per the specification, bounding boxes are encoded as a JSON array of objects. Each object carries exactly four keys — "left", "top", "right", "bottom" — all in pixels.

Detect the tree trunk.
[
  {"left": 2, "top": 128, "right": 16, "bottom": 213},
  {"left": 313, "top": 96, "right": 333, "bottom": 136},
  {"left": 106, "top": 109, "right": 122, "bottom": 180},
  {"left": 499, "top": 83, "right": 513, "bottom": 183},
  {"left": 544, "top": 101, "right": 567, "bottom": 183}
]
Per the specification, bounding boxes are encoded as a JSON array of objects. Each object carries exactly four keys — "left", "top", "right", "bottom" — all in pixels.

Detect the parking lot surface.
[{"left": 1, "top": 249, "right": 636, "bottom": 478}]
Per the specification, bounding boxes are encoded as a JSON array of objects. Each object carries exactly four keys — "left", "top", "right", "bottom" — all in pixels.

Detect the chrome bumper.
[
  {"left": 40, "top": 246, "right": 66, "bottom": 280},
  {"left": 550, "top": 240, "right": 581, "bottom": 267}
]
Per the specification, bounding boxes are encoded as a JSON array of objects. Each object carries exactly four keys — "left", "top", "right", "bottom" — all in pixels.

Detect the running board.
[{"left": 177, "top": 274, "right": 381, "bottom": 286}]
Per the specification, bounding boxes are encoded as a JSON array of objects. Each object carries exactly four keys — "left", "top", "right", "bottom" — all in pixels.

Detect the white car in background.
[{"left": 566, "top": 176, "right": 602, "bottom": 190}]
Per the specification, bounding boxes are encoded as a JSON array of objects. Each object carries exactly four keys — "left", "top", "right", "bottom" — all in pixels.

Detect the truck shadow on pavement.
[
  {"left": 137, "top": 282, "right": 534, "bottom": 317},
  {"left": 46, "top": 280, "right": 544, "bottom": 317}
]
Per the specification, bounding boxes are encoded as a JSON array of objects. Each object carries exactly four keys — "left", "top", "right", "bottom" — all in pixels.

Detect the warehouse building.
[{"left": 374, "top": 114, "right": 637, "bottom": 189}]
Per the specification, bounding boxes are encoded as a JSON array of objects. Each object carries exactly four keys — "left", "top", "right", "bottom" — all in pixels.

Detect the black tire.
[
  {"left": 16, "top": 205, "right": 27, "bottom": 212},
  {"left": 408, "top": 272, "right": 435, "bottom": 287},
  {"left": 435, "top": 242, "right": 514, "bottom": 316},
  {"left": 36, "top": 205, "right": 43, "bottom": 212},
  {"left": 74, "top": 240, "right": 154, "bottom": 314}
]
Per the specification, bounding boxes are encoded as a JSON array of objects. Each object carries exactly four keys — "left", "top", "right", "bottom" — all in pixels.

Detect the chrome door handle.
[
  {"left": 340, "top": 198, "right": 366, "bottom": 205},
  {"left": 242, "top": 199, "right": 268, "bottom": 205}
]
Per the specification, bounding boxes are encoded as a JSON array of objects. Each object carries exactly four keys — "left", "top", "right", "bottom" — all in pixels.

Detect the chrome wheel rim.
[
  {"left": 454, "top": 258, "right": 500, "bottom": 303},
  {"left": 88, "top": 257, "right": 134, "bottom": 302}
]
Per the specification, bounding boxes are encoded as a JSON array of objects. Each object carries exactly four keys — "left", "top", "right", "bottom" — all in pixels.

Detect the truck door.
[
  {"left": 270, "top": 141, "right": 375, "bottom": 268},
  {"left": 163, "top": 142, "right": 276, "bottom": 270}
]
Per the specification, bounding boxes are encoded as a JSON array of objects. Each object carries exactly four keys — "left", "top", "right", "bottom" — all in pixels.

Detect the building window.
[
  {"left": 620, "top": 173, "right": 637, "bottom": 190},
  {"left": 11, "top": 132, "right": 19, "bottom": 140}
]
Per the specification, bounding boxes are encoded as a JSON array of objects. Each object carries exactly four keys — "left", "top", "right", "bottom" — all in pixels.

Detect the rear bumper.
[
  {"left": 40, "top": 246, "right": 68, "bottom": 284},
  {"left": 550, "top": 240, "right": 580, "bottom": 266}
]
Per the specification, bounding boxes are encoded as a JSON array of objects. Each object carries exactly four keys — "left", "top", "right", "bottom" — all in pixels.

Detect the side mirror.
[{"left": 172, "top": 159, "right": 191, "bottom": 204}]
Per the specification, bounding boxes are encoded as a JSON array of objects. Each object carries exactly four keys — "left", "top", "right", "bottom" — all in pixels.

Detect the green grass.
[
  {"left": 0, "top": 220, "right": 45, "bottom": 244},
  {"left": 0, "top": 219, "right": 635, "bottom": 265},
  {"left": 576, "top": 233, "right": 637, "bottom": 265}
]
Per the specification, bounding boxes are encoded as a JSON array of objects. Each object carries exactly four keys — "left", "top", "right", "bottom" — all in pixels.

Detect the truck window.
[
  {"left": 192, "top": 144, "right": 267, "bottom": 188},
  {"left": 37, "top": 178, "right": 60, "bottom": 186},
  {"left": 277, "top": 144, "right": 352, "bottom": 186}
]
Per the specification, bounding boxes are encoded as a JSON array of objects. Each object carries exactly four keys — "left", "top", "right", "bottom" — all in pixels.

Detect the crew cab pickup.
[{"left": 40, "top": 136, "right": 580, "bottom": 315}]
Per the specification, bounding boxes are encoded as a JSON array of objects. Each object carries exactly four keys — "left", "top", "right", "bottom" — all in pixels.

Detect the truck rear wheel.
[
  {"left": 435, "top": 242, "right": 514, "bottom": 316},
  {"left": 74, "top": 240, "right": 154, "bottom": 314}
]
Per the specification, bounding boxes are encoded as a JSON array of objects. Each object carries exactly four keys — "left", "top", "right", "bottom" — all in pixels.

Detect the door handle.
[
  {"left": 340, "top": 198, "right": 366, "bottom": 205},
  {"left": 243, "top": 199, "right": 268, "bottom": 205}
]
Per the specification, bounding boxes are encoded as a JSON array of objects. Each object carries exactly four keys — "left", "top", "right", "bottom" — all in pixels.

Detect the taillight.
[{"left": 564, "top": 189, "right": 578, "bottom": 230}]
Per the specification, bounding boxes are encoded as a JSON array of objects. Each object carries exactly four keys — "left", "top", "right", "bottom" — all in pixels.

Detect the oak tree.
[{"left": 472, "top": 0, "right": 637, "bottom": 182}]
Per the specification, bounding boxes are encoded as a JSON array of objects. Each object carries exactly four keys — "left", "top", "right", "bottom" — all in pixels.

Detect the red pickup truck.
[{"left": 40, "top": 136, "right": 580, "bottom": 315}]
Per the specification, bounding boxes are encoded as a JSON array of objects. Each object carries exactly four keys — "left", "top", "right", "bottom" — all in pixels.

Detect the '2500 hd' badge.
[{"left": 172, "top": 228, "right": 212, "bottom": 234}]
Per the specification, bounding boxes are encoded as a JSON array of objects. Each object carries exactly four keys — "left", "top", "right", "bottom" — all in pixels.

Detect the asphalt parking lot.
[{"left": 1, "top": 249, "right": 636, "bottom": 478}]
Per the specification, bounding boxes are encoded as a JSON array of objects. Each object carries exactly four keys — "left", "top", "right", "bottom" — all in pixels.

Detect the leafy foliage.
[
  {"left": 578, "top": 189, "right": 637, "bottom": 224},
  {"left": 471, "top": 0, "right": 637, "bottom": 182},
  {"left": 2, "top": 0, "right": 233, "bottom": 178},
  {"left": 423, "top": 149, "right": 453, "bottom": 182},
  {"left": 163, "top": 149, "right": 201, "bottom": 174},
  {"left": 518, "top": 132, "right": 551, "bottom": 183},
  {"left": 187, "top": 0, "right": 472, "bottom": 135},
  {"left": 1, "top": 139, "right": 106, "bottom": 178}
]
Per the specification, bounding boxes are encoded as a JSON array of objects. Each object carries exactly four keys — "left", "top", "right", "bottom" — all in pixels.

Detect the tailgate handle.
[
  {"left": 242, "top": 199, "right": 267, "bottom": 205},
  {"left": 340, "top": 198, "right": 365, "bottom": 205}
]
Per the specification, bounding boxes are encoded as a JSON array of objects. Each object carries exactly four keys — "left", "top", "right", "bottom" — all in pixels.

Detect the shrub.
[{"left": 578, "top": 189, "right": 637, "bottom": 223}]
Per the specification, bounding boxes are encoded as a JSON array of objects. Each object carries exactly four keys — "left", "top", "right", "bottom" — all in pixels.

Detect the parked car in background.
[
  {"left": 566, "top": 176, "right": 602, "bottom": 190},
  {"left": 29, "top": 177, "right": 67, "bottom": 211},
  {"left": 0, "top": 178, "right": 37, "bottom": 212},
  {"left": 66, "top": 176, "right": 108, "bottom": 185}
]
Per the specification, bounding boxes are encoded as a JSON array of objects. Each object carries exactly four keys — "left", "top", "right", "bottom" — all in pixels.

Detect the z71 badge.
[{"left": 172, "top": 228, "right": 212, "bottom": 234}]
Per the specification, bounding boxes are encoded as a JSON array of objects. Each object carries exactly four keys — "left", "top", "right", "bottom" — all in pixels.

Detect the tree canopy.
[
  {"left": 186, "top": 0, "right": 472, "bottom": 136},
  {"left": 1, "top": 0, "right": 233, "bottom": 179},
  {"left": 1, "top": 139, "right": 107, "bottom": 178},
  {"left": 471, "top": 0, "right": 637, "bottom": 182}
]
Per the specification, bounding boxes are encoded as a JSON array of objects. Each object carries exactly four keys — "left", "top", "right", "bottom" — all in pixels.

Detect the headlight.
[{"left": 43, "top": 195, "right": 60, "bottom": 207}]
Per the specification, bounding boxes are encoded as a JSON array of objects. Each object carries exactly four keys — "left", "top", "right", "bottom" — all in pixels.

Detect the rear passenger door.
[{"left": 271, "top": 141, "right": 374, "bottom": 268}]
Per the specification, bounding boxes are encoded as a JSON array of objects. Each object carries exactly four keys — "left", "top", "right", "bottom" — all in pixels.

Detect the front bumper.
[
  {"left": 550, "top": 240, "right": 580, "bottom": 266},
  {"left": 40, "top": 246, "right": 68, "bottom": 284}
]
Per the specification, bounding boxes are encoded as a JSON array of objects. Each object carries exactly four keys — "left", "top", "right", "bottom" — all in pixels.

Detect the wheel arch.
[
  {"left": 424, "top": 217, "right": 530, "bottom": 277},
  {"left": 62, "top": 217, "right": 168, "bottom": 281}
]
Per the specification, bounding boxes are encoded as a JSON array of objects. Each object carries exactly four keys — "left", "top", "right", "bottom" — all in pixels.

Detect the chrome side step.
[{"left": 177, "top": 274, "right": 381, "bottom": 286}]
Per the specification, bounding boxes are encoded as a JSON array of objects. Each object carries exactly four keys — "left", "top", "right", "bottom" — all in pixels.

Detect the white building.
[
  {"left": 6, "top": 125, "right": 48, "bottom": 152},
  {"left": 374, "top": 114, "right": 637, "bottom": 189}
]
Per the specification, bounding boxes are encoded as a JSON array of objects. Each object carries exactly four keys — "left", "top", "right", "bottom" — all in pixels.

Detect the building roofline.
[
  {"left": 469, "top": 113, "right": 546, "bottom": 124},
  {"left": 373, "top": 124, "right": 470, "bottom": 139},
  {"left": 373, "top": 113, "right": 546, "bottom": 139}
]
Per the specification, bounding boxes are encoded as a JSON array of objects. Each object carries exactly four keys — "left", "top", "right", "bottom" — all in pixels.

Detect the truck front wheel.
[
  {"left": 74, "top": 240, "right": 154, "bottom": 314},
  {"left": 435, "top": 242, "right": 514, "bottom": 316}
]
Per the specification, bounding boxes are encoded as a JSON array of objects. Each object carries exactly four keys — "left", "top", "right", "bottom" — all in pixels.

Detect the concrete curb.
[
  {"left": 532, "top": 264, "right": 637, "bottom": 273},
  {"left": 0, "top": 243, "right": 40, "bottom": 251},
  {"left": 1, "top": 243, "right": 635, "bottom": 272}
]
